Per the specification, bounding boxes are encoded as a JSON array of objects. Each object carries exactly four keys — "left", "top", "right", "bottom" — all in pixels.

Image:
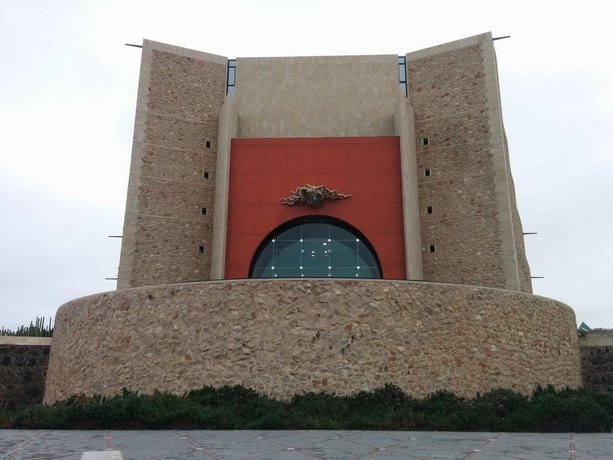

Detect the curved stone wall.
[{"left": 44, "top": 280, "right": 581, "bottom": 404}]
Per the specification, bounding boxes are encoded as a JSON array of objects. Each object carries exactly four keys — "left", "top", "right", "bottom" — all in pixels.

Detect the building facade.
[
  {"left": 117, "top": 32, "right": 532, "bottom": 292},
  {"left": 44, "top": 33, "right": 583, "bottom": 404}
]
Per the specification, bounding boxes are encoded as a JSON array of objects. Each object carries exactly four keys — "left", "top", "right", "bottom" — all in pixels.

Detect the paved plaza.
[{"left": 2, "top": 430, "right": 612, "bottom": 459}]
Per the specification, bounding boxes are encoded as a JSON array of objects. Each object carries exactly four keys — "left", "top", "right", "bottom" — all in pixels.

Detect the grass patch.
[{"left": 3, "top": 384, "right": 612, "bottom": 432}]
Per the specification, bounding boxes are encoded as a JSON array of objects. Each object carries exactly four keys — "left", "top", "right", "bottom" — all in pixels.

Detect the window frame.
[{"left": 248, "top": 215, "right": 383, "bottom": 279}]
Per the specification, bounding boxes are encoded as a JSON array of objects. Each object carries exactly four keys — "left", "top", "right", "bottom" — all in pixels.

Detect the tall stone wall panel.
[
  {"left": 1, "top": 345, "right": 50, "bottom": 408},
  {"left": 408, "top": 34, "right": 527, "bottom": 290},
  {"left": 45, "top": 280, "right": 582, "bottom": 404},
  {"left": 118, "top": 42, "right": 227, "bottom": 288},
  {"left": 409, "top": 43, "right": 499, "bottom": 287}
]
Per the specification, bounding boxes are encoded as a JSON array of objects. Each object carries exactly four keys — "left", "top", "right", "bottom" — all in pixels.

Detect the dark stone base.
[{"left": 0, "top": 344, "right": 50, "bottom": 408}]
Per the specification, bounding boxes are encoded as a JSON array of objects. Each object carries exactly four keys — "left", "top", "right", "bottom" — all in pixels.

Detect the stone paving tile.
[
  {"left": 388, "top": 432, "right": 494, "bottom": 459},
  {"left": 572, "top": 432, "right": 613, "bottom": 460},
  {"left": 477, "top": 432, "right": 568, "bottom": 460},
  {"left": 177, "top": 431, "right": 288, "bottom": 459},
  {"left": 0, "top": 431, "right": 34, "bottom": 459},
  {"left": 2, "top": 431, "right": 103, "bottom": 459},
  {"left": 111, "top": 431, "right": 200, "bottom": 460},
  {"left": 2, "top": 430, "right": 613, "bottom": 459}
]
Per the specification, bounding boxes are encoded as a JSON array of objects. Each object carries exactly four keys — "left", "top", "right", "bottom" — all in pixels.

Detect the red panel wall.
[{"left": 226, "top": 137, "right": 406, "bottom": 279}]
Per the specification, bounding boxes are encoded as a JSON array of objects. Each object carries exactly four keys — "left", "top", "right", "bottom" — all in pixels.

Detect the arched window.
[{"left": 249, "top": 216, "right": 382, "bottom": 279}]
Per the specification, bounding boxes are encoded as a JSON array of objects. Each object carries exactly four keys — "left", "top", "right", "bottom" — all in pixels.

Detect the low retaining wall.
[
  {"left": 0, "top": 337, "right": 52, "bottom": 408},
  {"left": 44, "top": 280, "right": 582, "bottom": 404},
  {"left": 579, "top": 329, "right": 613, "bottom": 392}
]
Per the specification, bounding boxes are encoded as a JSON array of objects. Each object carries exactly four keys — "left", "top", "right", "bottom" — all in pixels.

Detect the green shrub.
[
  {"left": 286, "top": 392, "right": 353, "bottom": 429},
  {"left": 467, "top": 388, "right": 531, "bottom": 431},
  {"left": 0, "top": 407, "right": 12, "bottom": 428},
  {"left": 187, "top": 385, "right": 286, "bottom": 428},
  {"left": 521, "top": 386, "right": 613, "bottom": 432},
  {"left": 3, "top": 384, "right": 613, "bottom": 432},
  {"left": 353, "top": 382, "right": 413, "bottom": 409}
]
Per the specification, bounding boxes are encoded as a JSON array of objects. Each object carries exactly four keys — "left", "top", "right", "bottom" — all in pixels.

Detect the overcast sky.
[{"left": 1, "top": 0, "right": 612, "bottom": 331}]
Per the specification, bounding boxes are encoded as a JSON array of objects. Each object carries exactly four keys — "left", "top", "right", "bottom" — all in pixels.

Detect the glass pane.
[
  {"left": 357, "top": 265, "right": 379, "bottom": 278},
  {"left": 302, "top": 238, "right": 326, "bottom": 270},
  {"left": 301, "top": 223, "right": 328, "bottom": 239},
  {"left": 302, "top": 239, "right": 328, "bottom": 253},
  {"left": 331, "top": 267, "right": 357, "bottom": 278},
  {"left": 330, "top": 240, "right": 356, "bottom": 255},
  {"left": 329, "top": 225, "right": 353, "bottom": 240},
  {"left": 302, "top": 266, "right": 329, "bottom": 277},
  {"left": 274, "top": 242, "right": 300, "bottom": 266},
  {"left": 273, "top": 239, "right": 296, "bottom": 252},
  {"left": 275, "top": 253, "right": 300, "bottom": 268},
  {"left": 332, "top": 253, "right": 357, "bottom": 268},
  {"left": 277, "top": 225, "right": 301, "bottom": 241},
  {"left": 252, "top": 266, "right": 274, "bottom": 278},
  {"left": 275, "top": 267, "right": 301, "bottom": 277}
]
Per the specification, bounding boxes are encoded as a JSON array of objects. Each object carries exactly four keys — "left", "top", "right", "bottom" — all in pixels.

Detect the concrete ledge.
[
  {"left": 44, "top": 279, "right": 582, "bottom": 404},
  {"left": 0, "top": 336, "right": 53, "bottom": 346}
]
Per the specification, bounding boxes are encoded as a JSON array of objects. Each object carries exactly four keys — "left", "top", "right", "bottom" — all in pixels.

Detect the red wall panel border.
[{"left": 226, "top": 137, "right": 406, "bottom": 279}]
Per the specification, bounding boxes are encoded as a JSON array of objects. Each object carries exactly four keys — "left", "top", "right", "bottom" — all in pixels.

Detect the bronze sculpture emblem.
[{"left": 280, "top": 184, "right": 351, "bottom": 209}]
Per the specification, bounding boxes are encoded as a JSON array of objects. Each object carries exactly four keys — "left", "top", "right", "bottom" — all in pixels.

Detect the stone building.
[
  {"left": 43, "top": 33, "right": 583, "bottom": 404},
  {"left": 117, "top": 32, "right": 531, "bottom": 292}
]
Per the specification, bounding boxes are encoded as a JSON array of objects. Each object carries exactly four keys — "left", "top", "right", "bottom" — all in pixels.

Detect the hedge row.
[{"left": 1, "top": 384, "right": 612, "bottom": 432}]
